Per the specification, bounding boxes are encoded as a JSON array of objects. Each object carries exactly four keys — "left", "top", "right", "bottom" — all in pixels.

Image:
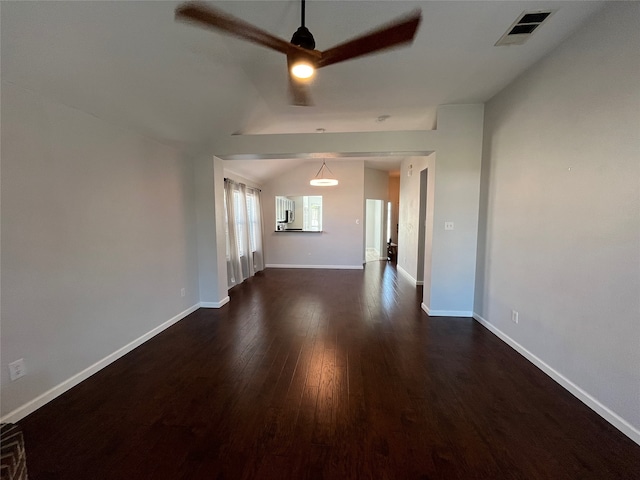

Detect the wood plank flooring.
[{"left": 18, "top": 263, "right": 640, "bottom": 479}]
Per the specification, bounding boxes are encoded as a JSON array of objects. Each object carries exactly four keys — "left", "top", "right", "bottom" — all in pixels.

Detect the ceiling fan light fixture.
[
  {"left": 291, "top": 60, "right": 315, "bottom": 79},
  {"left": 310, "top": 160, "right": 338, "bottom": 186},
  {"left": 175, "top": 1, "right": 422, "bottom": 107}
]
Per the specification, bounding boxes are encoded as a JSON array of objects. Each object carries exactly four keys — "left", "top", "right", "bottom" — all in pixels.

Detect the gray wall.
[
  {"left": 364, "top": 167, "right": 389, "bottom": 201},
  {"left": 425, "top": 106, "right": 484, "bottom": 316},
  {"left": 218, "top": 105, "right": 484, "bottom": 313},
  {"left": 262, "top": 161, "right": 365, "bottom": 268},
  {"left": 194, "top": 156, "right": 229, "bottom": 307},
  {"left": 475, "top": 3, "right": 640, "bottom": 440},
  {"left": 1, "top": 81, "right": 200, "bottom": 418},
  {"left": 398, "top": 156, "right": 430, "bottom": 283},
  {"left": 397, "top": 154, "right": 436, "bottom": 288},
  {"left": 1, "top": 98, "right": 486, "bottom": 420}
]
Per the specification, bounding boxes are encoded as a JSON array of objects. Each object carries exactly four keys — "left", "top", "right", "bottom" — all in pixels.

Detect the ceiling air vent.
[{"left": 495, "top": 9, "right": 556, "bottom": 46}]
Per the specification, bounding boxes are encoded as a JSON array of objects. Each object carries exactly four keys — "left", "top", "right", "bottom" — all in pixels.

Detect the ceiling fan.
[{"left": 175, "top": 1, "right": 422, "bottom": 106}]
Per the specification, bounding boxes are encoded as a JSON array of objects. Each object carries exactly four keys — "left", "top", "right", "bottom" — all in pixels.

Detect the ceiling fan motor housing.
[
  {"left": 291, "top": 26, "right": 315, "bottom": 50},
  {"left": 175, "top": 2, "right": 422, "bottom": 106}
]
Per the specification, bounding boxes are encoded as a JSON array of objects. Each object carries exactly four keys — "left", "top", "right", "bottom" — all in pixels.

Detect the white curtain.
[{"left": 224, "top": 179, "right": 264, "bottom": 288}]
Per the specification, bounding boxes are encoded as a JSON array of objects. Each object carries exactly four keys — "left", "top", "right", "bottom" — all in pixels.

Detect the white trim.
[
  {"left": 199, "top": 297, "right": 230, "bottom": 308},
  {"left": 396, "top": 264, "right": 417, "bottom": 284},
  {"left": 0, "top": 304, "right": 200, "bottom": 424},
  {"left": 265, "top": 264, "right": 363, "bottom": 270},
  {"left": 421, "top": 303, "right": 472, "bottom": 317},
  {"left": 473, "top": 313, "right": 640, "bottom": 447}
]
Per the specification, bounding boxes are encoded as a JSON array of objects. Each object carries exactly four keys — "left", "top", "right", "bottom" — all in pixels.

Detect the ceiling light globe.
[{"left": 291, "top": 62, "right": 315, "bottom": 79}]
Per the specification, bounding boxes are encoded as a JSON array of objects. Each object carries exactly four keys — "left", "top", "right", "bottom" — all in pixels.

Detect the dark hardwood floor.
[{"left": 19, "top": 263, "right": 640, "bottom": 479}]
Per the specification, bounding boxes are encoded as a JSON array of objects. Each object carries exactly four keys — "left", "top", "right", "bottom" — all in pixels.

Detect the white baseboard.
[
  {"left": 0, "top": 303, "right": 200, "bottom": 424},
  {"left": 199, "top": 296, "right": 230, "bottom": 308},
  {"left": 473, "top": 313, "right": 640, "bottom": 447},
  {"left": 421, "top": 303, "right": 472, "bottom": 317},
  {"left": 396, "top": 264, "right": 418, "bottom": 284},
  {"left": 265, "top": 264, "right": 363, "bottom": 270}
]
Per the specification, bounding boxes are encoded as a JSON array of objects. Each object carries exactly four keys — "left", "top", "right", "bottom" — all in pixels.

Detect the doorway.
[
  {"left": 416, "top": 168, "right": 428, "bottom": 284},
  {"left": 365, "top": 199, "right": 385, "bottom": 263}
]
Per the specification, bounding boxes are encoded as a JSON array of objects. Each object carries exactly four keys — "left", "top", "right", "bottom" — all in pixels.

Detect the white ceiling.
[{"left": 1, "top": 1, "right": 604, "bottom": 182}]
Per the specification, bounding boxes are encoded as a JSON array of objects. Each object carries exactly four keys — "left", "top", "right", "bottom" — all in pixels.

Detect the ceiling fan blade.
[
  {"left": 316, "top": 9, "right": 422, "bottom": 68},
  {"left": 176, "top": 2, "right": 293, "bottom": 55},
  {"left": 287, "top": 56, "right": 313, "bottom": 106}
]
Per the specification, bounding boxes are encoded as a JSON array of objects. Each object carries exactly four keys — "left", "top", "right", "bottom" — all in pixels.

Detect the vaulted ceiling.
[{"left": 1, "top": 1, "right": 604, "bottom": 181}]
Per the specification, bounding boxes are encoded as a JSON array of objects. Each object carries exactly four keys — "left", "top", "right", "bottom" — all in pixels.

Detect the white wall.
[
  {"left": 475, "top": 2, "right": 640, "bottom": 443},
  {"left": 1, "top": 82, "right": 200, "bottom": 419},
  {"left": 262, "top": 161, "right": 365, "bottom": 268}
]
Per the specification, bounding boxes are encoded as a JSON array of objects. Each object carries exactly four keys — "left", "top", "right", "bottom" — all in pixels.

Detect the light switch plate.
[{"left": 9, "top": 359, "right": 26, "bottom": 381}]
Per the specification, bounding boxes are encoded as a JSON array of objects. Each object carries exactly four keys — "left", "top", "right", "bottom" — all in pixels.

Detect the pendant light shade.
[{"left": 310, "top": 160, "right": 338, "bottom": 186}]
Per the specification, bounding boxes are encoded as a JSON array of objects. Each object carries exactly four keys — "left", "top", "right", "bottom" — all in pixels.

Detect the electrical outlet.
[
  {"left": 9, "top": 359, "right": 26, "bottom": 381},
  {"left": 445, "top": 222, "right": 454, "bottom": 230},
  {"left": 181, "top": 288, "right": 186, "bottom": 297},
  {"left": 511, "top": 310, "right": 519, "bottom": 324}
]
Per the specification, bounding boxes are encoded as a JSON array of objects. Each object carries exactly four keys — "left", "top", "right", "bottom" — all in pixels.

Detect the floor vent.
[{"left": 495, "top": 10, "right": 556, "bottom": 46}]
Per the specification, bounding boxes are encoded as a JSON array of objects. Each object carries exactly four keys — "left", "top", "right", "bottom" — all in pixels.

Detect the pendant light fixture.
[{"left": 310, "top": 160, "right": 338, "bottom": 186}]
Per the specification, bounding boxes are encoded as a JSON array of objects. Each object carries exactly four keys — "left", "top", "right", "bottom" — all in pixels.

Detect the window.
[
  {"left": 224, "top": 178, "right": 264, "bottom": 288},
  {"left": 233, "top": 190, "right": 245, "bottom": 257},
  {"left": 224, "top": 193, "right": 231, "bottom": 260},
  {"left": 246, "top": 191, "right": 259, "bottom": 253},
  {"left": 302, "top": 195, "right": 322, "bottom": 231}
]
